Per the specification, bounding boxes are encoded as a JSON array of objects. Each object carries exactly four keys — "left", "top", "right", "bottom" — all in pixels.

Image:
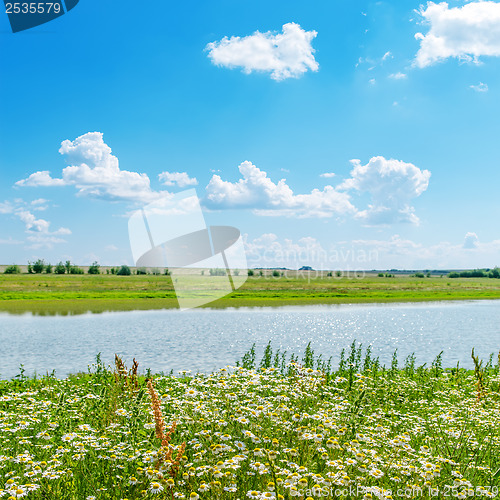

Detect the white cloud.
[
  {"left": 414, "top": 1, "right": 500, "bottom": 68},
  {"left": 204, "top": 161, "right": 356, "bottom": 218},
  {"left": 159, "top": 171, "right": 198, "bottom": 188},
  {"left": 16, "top": 171, "right": 66, "bottom": 187},
  {"left": 16, "top": 132, "right": 163, "bottom": 204},
  {"left": 338, "top": 156, "right": 431, "bottom": 225},
  {"left": 0, "top": 199, "right": 71, "bottom": 249},
  {"left": 0, "top": 201, "right": 14, "bottom": 214},
  {"left": 206, "top": 22, "right": 319, "bottom": 81},
  {"left": 26, "top": 234, "right": 68, "bottom": 249},
  {"left": 320, "top": 172, "right": 336, "bottom": 178},
  {"left": 105, "top": 244, "right": 119, "bottom": 251},
  {"left": 353, "top": 233, "right": 500, "bottom": 269},
  {"left": 205, "top": 157, "right": 430, "bottom": 224},
  {"left": 245, "top": 232, "right": 500, "bottom": 270},
  {"left": 470, "top": 82, "right": 488, "bottom": 92},
  {"left": 463, "top": 232, "right": 479, "bottom": 249},
  {"left": 17, "top": 210, "right": 51, "bottom": 233},
  {"left": 382, "top": 51, "right": 393, "bottom": 61},
  {"left": 389, "top": 72, "right": 408, "bottom": 79}
]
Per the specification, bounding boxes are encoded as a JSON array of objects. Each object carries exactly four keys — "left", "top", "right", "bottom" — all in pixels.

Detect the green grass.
[
  {"left": 1, "top": 273, "right": 500, "bottom": 314},
  {"left": 0, "top": 344, "right": 499, "bottom": 499}
]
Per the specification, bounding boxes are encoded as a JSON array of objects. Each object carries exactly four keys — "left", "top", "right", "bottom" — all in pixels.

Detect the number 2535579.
[{"left": 5, "top": 3, "right": 62, "bottom": 14}]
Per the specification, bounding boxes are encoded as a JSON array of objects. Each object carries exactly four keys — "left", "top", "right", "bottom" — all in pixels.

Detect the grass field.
[
  {"left": 1, "top": 272, "right": 500, "bottom": 314},
  {"left": 0, "top": 344, "right": 499, "bottom": 499}
]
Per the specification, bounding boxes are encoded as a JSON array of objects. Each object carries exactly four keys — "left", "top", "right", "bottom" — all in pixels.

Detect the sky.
[{"left": 1, "top": 0, "right": 499, "bottom": 271}]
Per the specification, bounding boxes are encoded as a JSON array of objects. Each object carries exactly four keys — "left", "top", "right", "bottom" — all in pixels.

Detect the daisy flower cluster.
[{"left": 0, "top": 345, "right": 499, "bottom": 499}]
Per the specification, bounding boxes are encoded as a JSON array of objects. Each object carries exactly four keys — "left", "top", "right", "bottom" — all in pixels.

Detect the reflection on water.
[{"left": 1, "top": 300, "right": 499, "bottom": 379}]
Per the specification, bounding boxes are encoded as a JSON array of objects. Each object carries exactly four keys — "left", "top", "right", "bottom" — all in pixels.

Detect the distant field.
[{"left": 0, "top": 271, "right": 500, "bottom": 314}]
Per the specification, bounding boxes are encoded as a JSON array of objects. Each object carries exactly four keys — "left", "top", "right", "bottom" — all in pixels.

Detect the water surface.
[{"left": 1, "top": 300, "right": 499, "bottom": 379}]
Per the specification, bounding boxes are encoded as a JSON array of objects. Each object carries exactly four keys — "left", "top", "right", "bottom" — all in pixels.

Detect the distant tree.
[
  {"left": 32, "top": 259, "right": 45, "bottom": 274},
  {"left": 247, "top": 269, "right": 254, "bottom": 276},
  {"left": 458, "top": 270, "right": 486, "bottom": 278},
  {"left": 209, "top": 268, "right": 226, "bottom": 276},
  {"left": 45, "top": 263, "right": 53, "bottom": 274},
  {"left": 151, "top": 268, "right": 161, "bottom": 275},
  {"left": 65, "top": 260, "right": 72, "bottom": 274},
  {"left": 448, "top": 272, "right": 460, "bottom": 278},
  {"left": 136, "top": 267, "right": 147, "bottom": 275},
  {"left": 426, "top": 272, "right": 431, "bottom": 278},
  {"left": 489, "top": 267, "right": 500, "bottom": 279},
  {"left": 414, "top": 273, "right": 425, "bottom": 278},
  {"left": 259, "top": 270, "right": 263, "bottom": 277},
  {"left": 164, "top": 268, "right": 170, "bottom": 275},
  {"left": 70, "top": 266, "right": 84, "bottom": 275},
  {"left": 336, "top": 271, "right": 342, "bottom": 277},
  {"left": 4, "top": 265, "right": 20, "bottom": 274},
  {"left": 272, "top": 270, "right": 280, "bottom": 277},
  {"left": 88, "top": 262, "right": 100, "bottom": 275},
  {"left": 27, "top": 261, "right": 33, "bottom": 274},
  {"left": 233, "top": 269, "right": 240, "bottom": 276},
  {"left": 55, "top": 262, "right": 66, "bottom": 274},
  {"left": 117, "top": 265, "right": 131, "bottom": 276},
  {"left": 378, "top": 273, "right": 384, "bottom": 277},
  {"left": 327, "top": 271, "right": 333, "bottom": 277}
]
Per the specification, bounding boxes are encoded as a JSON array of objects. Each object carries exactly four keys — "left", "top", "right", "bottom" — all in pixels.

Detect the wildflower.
[
  {"left": 149, "top": 482, "right": 164, "bottom": 494},
  {"left": 246, "top": 491, "right": 261, "bottom": 498}
]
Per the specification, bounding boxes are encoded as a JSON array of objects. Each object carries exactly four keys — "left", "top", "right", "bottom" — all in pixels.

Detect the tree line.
[{"left": 3, "top": 262, "right": 173, "bottom": 276}]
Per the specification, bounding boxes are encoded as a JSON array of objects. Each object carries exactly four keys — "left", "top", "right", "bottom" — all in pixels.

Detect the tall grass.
[{"left": 0, "top": 345, "right": 499, "bottom": 498}]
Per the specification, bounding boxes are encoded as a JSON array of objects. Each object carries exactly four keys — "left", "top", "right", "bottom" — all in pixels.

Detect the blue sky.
[{"left": 1, "top": 0, "right": 499, "bottom": 270}]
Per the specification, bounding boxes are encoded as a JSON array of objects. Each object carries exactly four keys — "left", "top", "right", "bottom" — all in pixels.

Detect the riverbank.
[{"left": 1, "top": 273, "right": 500, "bottom": 314}]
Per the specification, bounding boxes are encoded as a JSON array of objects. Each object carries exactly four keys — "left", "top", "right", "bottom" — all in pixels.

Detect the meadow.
[
  {"left": 1, "top": 272, "right": 500, "bottom": 314},
  {"left": 0, "top": 344, "right": 499, "bottom": 499}
]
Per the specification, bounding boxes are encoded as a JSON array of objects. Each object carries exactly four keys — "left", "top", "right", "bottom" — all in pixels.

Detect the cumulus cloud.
[
  {"left": 470, "top": 82, "right": 488, "bottom": 92},
  {"left": 414, "top": 1, "right": 500, "bottom": 68},
  {"left": 16, "top": 171, "right": 66, "bottom": 187},
  {"left": 338, "top": 156, "right": 431, "bottom": 225},
  {"left": 205, "top": 157, "right": 430, "bottom": 223},
  {"left": 204, "top": 161, "right": 355, "bottom": 218},
  {"left": 206, "top": 22, "right": 319, "bottom": 81},
  {"left": 159, "top": 171, "right": 198, "bottom": 188},
  {"left": 16, "top": 132, "right": 163, "bottom": 204},
  {"left": 320, "top": 172, "right": 336, "bottom": 178},
  {"left": 463, "top": 232, "right": 479, "bottom": 249}
]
